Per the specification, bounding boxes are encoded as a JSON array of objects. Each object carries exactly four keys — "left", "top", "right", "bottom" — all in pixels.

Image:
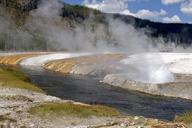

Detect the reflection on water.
[{"left": 21, "top": 67, "right": 192, "bottom": 121}]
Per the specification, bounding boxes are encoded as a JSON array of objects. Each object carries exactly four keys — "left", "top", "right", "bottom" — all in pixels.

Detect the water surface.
[{"left": 21, "top": 67, "right": 192, "bottom": 121}]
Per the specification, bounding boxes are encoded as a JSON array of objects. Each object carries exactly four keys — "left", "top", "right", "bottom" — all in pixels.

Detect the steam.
[
  {"left": 0, "top": 0, "right": 189, "bottom": 52},
  {"left": 23, "top": 0, "right": 156, "bottom": 53},
  {"left": 118, "top": 53, "right": 175, "bottom": 83},
  {"left": 0, "top": 10, "right": 34, "bottom": 51},
  {"left": 0, "top": 0, "right": 177, "bottom": 83}
]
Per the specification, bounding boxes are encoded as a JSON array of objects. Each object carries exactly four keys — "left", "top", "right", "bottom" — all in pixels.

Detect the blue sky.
[{"left": 63, "top": 0, "right": 192, "bottom": 23}]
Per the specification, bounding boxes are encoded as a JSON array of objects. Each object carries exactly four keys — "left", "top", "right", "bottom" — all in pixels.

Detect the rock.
[{"left": 134, "top": 116, "right": 139, "bottom": 120}]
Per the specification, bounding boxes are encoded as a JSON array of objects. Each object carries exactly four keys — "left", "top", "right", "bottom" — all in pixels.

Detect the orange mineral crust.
[
  {"left": 44, "top": 53, "right": 127, "bottom": 74},
  {"left": 0, "top": 53, "right": 45, "bottom": 65}
]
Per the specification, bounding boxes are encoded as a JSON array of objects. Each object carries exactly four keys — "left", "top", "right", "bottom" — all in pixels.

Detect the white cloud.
[
  {"left": 83, "top": 0, "right": 169, "bottom": 22},
  {"left": 162, "top": 15, "right": 181, "bottom": 23},
  {"left": 83, "top": 0, "right": 138, "bottom": 16},
  {"left": 161, "top": 0, "right": 184, "bottom": 5},
  {"left": 121, "top": 10, "right": 136, "bottom": 16},
  {"left": 181, "top": 0, "right": 192, "bottom": 15},
  {"left": 136, "top": 9, "right": 167, "bottom": 19},
  {"left": 83, "top": 0, "right": 129, "bottom": 13}
]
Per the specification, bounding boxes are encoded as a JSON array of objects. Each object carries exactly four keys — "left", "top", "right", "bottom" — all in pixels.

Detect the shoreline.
[
  {"left": 1, "top": 52, "right": 192, "bottom": 100},
  {"left": 0, "top": 52, "right": 190, "bottom": 127},
  {"left": 0, "top": 66, "right": 186, "bottom": 127}
]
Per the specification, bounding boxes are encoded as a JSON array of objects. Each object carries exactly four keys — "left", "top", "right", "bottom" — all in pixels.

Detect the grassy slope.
[
  {"left": 29, "top": 102, "right": 120, "bottom": 118},
  {"left": 0, "top": 66, "right": 43, "bottom": 92}
]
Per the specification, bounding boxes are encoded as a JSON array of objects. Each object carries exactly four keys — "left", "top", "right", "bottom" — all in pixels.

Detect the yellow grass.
[
  {"left": 175, "top": 112, "right": 192, "bottom": 124},
  {"left": 0, "top": 66, "right": 44, "bottom": 93},
  {"left": 29, "top": 102, "right": 120, "bottom": 118}
]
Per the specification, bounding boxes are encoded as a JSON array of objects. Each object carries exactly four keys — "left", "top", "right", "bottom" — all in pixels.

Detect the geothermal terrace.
[
  {"left": 1, "top": 52, "right": 192, "bottom": 127},
  {"left": 1, "top": 52, "right": 192, "bottom": 100}
]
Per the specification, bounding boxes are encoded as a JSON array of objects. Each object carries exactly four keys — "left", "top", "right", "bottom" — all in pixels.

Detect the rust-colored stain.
[
  {"left": 44, "top": 53, "right": 127, "bottom": 74},
  {"left": 0, "top": 53, "right": 44, "bottom": 66}
]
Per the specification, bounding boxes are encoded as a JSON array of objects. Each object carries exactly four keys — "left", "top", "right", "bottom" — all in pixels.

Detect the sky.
[{"left": 63, "top": 0, "right": 192, "bottom": 23}]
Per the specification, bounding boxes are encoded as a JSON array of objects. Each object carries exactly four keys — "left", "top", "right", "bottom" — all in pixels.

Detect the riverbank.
[
  {"left": 0, "top": 66, "right": 121, "bottom": 127},
  {"left": 2, "top": 52, "right": 192, "bottom": 101},
  {"left": 42, "top": 53, "right": 192, "bottom": 101},
  {"left": 44, "top": 53, "right": 126, "bottom": 75},
  {"left": 0, "top": 65, "right": 187, "bottom": 127},
  {"left": 0, "top": 53, "right": 191, "bottom": 127}
]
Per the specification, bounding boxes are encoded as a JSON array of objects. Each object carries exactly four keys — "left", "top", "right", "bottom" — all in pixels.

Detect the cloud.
[
  {"left": 121, "top": 10, "right": 136, "bottom": 16},
  {"left": 181, "top": 0, "right": 192, "bottom": 15},
  {"left": 83, "top": 0, "right": 174, "bottom": 22},
  {"left": 83, "top": 0, "right": 136, "bottom": 16},
  {"left": 162, "top": 15, "right": 181, "bottom": 23},
  {"left": 136, "top": 9, "right": 167, "bottom": 19},
  {"left": 83, "top": 0, "right": 128, "bottom": 13},
  {"left": 161, "top": 0, "right": 184, "bottom": 5}
]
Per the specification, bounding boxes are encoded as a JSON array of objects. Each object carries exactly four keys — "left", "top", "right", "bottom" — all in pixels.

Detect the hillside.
[{"left": 0, "top": 0, "right": 192, "bottom": 51}]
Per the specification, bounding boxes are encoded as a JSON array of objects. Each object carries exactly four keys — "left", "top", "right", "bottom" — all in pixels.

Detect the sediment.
[
  {"left": 43, "top": 53, "right": 192, "bottom": 101},
  {"left": 103, "top": 74, "right": 192, "bottom": 100},
  {"left": 0, "top": 52, "right": 45, "bottom": 65},
  {"left": 44, "top": 53, "right": 127, "bottom": 75}
]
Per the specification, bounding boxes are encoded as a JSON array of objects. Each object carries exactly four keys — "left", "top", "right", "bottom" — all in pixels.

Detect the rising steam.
[
  {"left": 0, "top": 0, "right": 188, "bottom": 52},
  {"left": 118, "top": 53, "right": 175, "bottom": 83},
  {"left": 24, "top": 0, "right": 155, "bottom": 53},
  {"left": 0, "top": 0, "right": 176, "bottom": 83}
]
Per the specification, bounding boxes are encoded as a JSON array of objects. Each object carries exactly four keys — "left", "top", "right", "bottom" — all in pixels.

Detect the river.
[{"left": 21, "top": 67, "right": 192, "bottom": 121}]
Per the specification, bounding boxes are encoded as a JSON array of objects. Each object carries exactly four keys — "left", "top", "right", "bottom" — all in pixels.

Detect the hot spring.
[{"left": 109, "top": 53, "right": 175, "bottom": 84}]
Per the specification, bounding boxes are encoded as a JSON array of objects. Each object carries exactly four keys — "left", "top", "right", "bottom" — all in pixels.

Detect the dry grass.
[
  {"left": 0, "top": 66, "right": 44, "bottom": 93},
  {"left": 29, "top": 102, "right": 120, "bottom": 118},
  {"left": 175, "top": 112, "right": 192, "bottom": 124}
]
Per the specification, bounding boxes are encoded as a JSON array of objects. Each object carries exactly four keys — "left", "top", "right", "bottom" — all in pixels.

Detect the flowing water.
[{"left": 21, "top": 67, "right": 192, "bottom": 121}]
